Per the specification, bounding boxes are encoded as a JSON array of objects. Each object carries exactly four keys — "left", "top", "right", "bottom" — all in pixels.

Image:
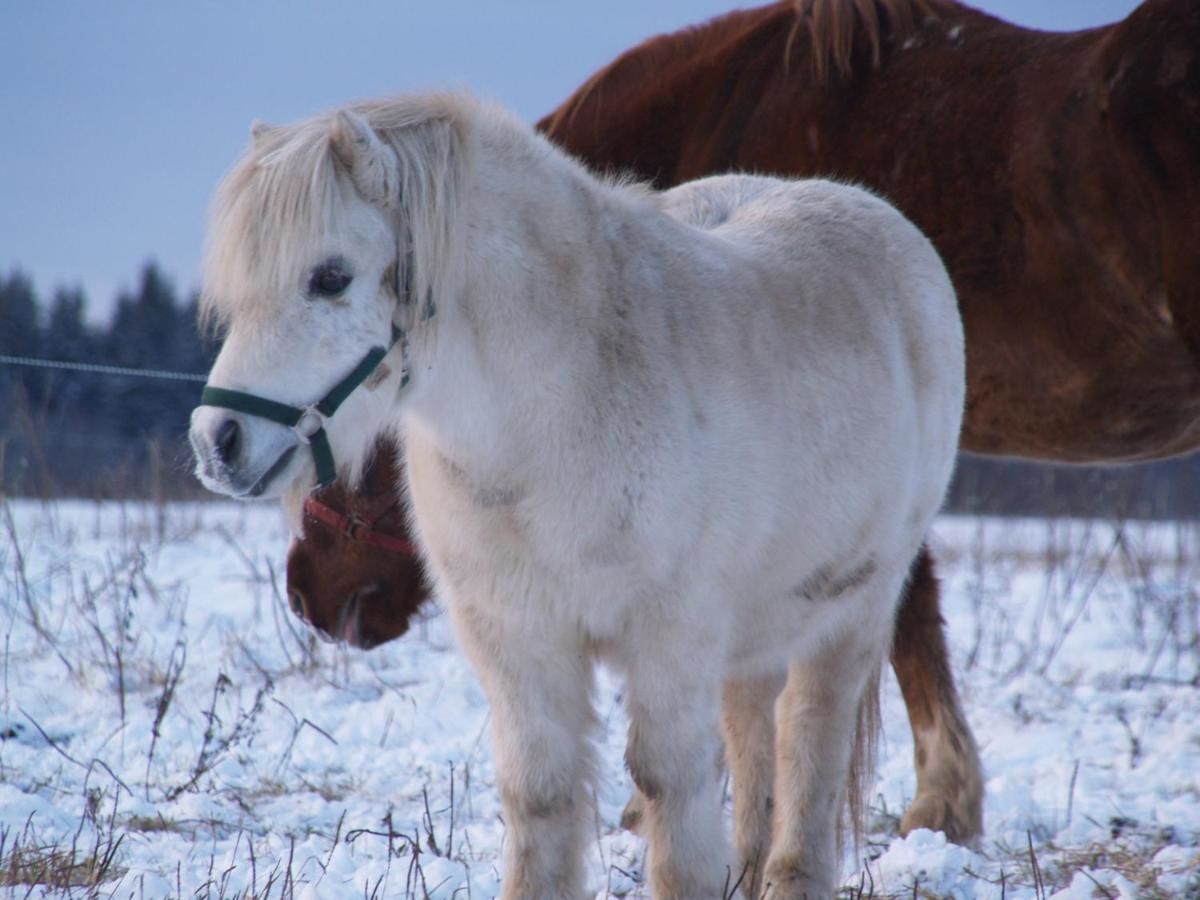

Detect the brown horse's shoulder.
[{"left": 537, "top": 4, "right": 791, "bottom": 156}]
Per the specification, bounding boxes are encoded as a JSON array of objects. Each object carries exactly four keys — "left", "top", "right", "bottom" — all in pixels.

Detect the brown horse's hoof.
[{"left": 899, "top": 788, "right": 983, "bottom": 845}]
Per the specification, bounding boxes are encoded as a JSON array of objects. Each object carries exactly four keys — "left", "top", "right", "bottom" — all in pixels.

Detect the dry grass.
[
  {"left": 0, "top": 497, "right": 478, "bottom": 898},
  {"left": 0, "top": 813, "right": 125, "bottom": 894}
]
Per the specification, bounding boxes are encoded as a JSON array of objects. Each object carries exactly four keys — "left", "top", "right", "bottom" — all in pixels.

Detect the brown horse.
[
  {"left": 286, "top": 437, "right": 426, "bottom": 650},
  {"left": 285, "top": 0, "right": 1200, "bottom": 846}
]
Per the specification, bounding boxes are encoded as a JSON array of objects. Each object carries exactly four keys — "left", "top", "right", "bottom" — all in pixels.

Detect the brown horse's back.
[{"left": 541, "top": 0, "right": 1200, "bottom": 463}]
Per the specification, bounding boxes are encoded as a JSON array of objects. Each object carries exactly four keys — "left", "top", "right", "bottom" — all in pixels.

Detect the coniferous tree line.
[
  {"left": 0, "top": 262, "right": 218, "bottom": 497},
  {"left": 2, "top": 261, "right": 1199, "bottom": 514}
]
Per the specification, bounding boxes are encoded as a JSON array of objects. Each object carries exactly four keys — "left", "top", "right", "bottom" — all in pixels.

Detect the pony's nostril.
[
  {"left": 214, "top": 418, "right": 241, "bottom": 465},
  {"left": 288, "top": 588, "right": 307, "bottom": 619}
]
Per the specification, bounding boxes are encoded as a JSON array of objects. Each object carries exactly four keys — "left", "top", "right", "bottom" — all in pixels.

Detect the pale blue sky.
[{"left": 1, "top": 0, "right": 1139, "bottom": 322}]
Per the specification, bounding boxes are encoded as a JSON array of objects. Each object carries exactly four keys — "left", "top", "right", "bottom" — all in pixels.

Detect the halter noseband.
[
  {"left": 200, "top": 244, "right": 434, "bottom": 488},
  {"left": 200, "top": 326, "right": 406, "bottom": 487},
  {"left": 302, "top": 494, "right": 418, "bottom": 556}
]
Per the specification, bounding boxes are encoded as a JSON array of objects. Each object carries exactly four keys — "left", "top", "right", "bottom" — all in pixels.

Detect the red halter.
[{"left": 302, "top": 495, "right": 419, "bottom": 557}]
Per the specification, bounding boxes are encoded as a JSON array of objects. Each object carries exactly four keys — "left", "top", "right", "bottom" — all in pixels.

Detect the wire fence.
[
  {"left": 0, "top": 353, "right": 208, "bottom": 382},
  {"left": 3, "top": 355, "right": 1200, "bottom": 516},
  {"left": 0, "top": 354, "right": 207, "bottom": 499}
]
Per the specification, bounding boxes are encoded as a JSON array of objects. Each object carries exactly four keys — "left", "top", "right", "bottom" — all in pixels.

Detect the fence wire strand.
[{"left": 0, "top": 354, "right": 207, "bottom": 383}]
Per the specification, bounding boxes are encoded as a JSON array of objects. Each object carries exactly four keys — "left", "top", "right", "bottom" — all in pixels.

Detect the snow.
[{"left": 1, "top": 500, "right": 1198, "bottom": 898}]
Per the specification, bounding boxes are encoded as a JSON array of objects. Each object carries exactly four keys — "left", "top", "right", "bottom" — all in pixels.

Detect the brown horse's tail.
[{"left": 844, "top": 664, "right": 883, "bottom": 857}]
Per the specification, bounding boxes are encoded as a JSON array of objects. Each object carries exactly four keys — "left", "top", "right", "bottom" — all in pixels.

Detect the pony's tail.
[{"left": 843, "top": 664, "right": 882, "bottom": 857}]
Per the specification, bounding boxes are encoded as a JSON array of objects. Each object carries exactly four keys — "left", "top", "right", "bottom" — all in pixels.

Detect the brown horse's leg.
[{"left": 891, "top": 545, "right": 984, "bottom": 844}]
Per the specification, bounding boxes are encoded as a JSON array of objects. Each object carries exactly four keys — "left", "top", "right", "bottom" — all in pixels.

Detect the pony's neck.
[{"left": 401, "top": 112, "right": 651, "bottom": 478}]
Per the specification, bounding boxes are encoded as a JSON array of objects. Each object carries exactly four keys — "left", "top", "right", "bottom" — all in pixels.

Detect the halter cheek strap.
[
  {"left": 200, "top": 325, "right": 406, "bottom": 488},
  {"left": 201, "top": 236, "right": 435, "bottom": 490}
]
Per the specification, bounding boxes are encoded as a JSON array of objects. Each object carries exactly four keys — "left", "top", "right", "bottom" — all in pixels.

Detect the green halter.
[
  {"left": 200, "top": 239, "right": 435, "bottom": 489},
  {"left": 200, "top": 325, "right": 406, "bottom": 487}
]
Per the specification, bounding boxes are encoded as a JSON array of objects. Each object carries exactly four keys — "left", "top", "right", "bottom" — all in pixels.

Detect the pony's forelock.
[
  {"left": 200, "top": 122, "right": 356, "bottom": 335},
  {"left": 200, "top": 94, "right": 469, "bottom": 338}
]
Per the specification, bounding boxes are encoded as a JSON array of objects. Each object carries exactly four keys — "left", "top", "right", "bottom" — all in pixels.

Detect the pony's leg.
[
  {"left": 450, "top": 605, "right": 594, "bottom": 900},
  {"left": 619, "top": 747, "right": 723, "bottom": 836},
  {"left": 764, "top": 622, "right": 888, "bottom": 900},
  {"left": 619, "top": 787, "right": 647, "bottom": 834},
  {"left": 891, "top": 547, "right": 984, "bottom": 843},
  {"left": 722, "top": 672, "right": 785, "bottom": 898},
  {"left": 624, "top": 627, "right": 730, "bottom": 900}
]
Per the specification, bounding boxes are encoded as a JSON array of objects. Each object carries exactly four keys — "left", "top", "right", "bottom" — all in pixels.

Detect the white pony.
[{"left": 190, "top": 93, "right": 964, "bottom": 900}]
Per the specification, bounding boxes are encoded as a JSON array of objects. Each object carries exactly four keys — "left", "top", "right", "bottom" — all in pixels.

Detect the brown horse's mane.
[
  {"left": 539, "top": 0, "right": 960, "bottom": 135},
  {"left": 798, "top": 0, "right": 956, "bottom": 78}
]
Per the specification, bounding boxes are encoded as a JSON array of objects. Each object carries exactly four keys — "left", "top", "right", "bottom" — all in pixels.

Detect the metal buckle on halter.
[
  {"left": 292, "top": 406, "right": 326, "bottom": 444},
  {"left": 343, "top": 513, "right": 367, "bottom": 541}
]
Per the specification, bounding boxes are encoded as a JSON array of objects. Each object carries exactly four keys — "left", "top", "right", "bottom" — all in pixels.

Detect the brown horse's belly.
[{"left": 960, "top": 337, "right": 1200, "bottom": 464}]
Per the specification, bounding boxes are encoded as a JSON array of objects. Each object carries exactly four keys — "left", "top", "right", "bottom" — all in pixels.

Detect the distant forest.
[
  {"left": 2, "top": 263, "right": 1199, "bottom": 516},
  {"left": 0, "top": 263, "right": 217, "bottom": 498}
]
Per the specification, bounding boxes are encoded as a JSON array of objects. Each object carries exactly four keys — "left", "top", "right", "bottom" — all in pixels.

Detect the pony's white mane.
[{"left": 200, "top": 93, "right": 471, "bottom": 334}]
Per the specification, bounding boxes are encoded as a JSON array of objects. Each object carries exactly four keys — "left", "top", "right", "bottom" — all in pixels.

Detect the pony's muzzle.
[
  {"left": 190, "top": 408, "right": 246, "bottom": 474},
  {"left": 189, "top": 406, "right": 299, "bottom": 498}
]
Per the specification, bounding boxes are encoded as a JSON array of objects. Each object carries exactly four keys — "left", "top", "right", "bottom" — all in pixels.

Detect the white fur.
[{"left": 190, "top": 93, "right": 965, "bottom": 900}]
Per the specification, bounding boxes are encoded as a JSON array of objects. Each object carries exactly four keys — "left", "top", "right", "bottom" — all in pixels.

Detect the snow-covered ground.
[{"left": 1, "top": 500, "right": 1198, "bottom": 898}]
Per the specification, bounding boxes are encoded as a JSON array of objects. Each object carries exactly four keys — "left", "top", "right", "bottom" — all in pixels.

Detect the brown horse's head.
[{"left": 285, "top": 437, "right": 428, "bottom": 649}]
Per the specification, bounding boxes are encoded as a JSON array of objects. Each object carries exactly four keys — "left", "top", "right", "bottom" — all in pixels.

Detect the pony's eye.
[{"left": 308, "top": 259, "right": 353, "bottom": 298}]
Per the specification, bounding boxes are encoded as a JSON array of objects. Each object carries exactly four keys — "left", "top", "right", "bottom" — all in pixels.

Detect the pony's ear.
[
  {"left": 329, "top": 110, "right": 400, "bottom": 208},
  {"left": 250, "top": 119, "right": 277, "bottom": 144}
]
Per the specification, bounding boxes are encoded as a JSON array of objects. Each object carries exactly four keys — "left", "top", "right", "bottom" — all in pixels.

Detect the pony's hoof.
[
  {"left": 899, "top": 790, "right": 982, "bottom": 845},
  {"left": 760, "top": 870, "right": 832, "bottom": 900}
]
